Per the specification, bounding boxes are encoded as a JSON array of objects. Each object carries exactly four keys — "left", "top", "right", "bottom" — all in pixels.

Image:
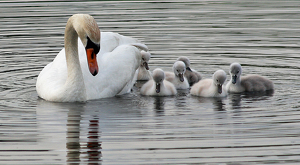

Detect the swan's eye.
[
  {"left": 237, "top": 70, "right": 239, "bottom": 74},
  {"left": 86, "top": 36, "right": 100, "bottom": 54},
  {"left": 142, "top": 58, "right": 145, "bottom": 61}
]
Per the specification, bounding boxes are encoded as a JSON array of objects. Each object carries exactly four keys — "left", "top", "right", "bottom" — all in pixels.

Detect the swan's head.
[
  {"left": 177, "top": 56, "right": 192, "bottom": 72},
  {"left": 68, "top": 14, "right": 101, "bottom": 76},
  {"left": 213, "top": 69, "right": 227, "bottom": 94},
  {"left": 229, "top": 62, "right": 242, "bottom": 84},
  {"left": 141, "top": 51, "right": 151, "bottom": 70},
  {"left": 152, "top": 68, "right": 165, "bottom": 93},
  {"left": 173, "top": 61, "right": 186, "bottom": 82}
]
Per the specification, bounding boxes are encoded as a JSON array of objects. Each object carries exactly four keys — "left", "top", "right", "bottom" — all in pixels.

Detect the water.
[{"left": 1, "top": 0, "right": 300, "bottom": 164}]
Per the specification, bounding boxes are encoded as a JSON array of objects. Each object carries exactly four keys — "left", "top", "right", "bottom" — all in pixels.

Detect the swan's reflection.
[
  {"left": 36, "top": 100, "right": 102, "bottom": 164},
  {"left": 66, "top": 108, "right": 81, "bottom": 163},
  {"left": 66, "top": 108, "right": 102, "bottom": 165},
  {"left": 87, "top": 117, "right": 102, "bottom": 164}
]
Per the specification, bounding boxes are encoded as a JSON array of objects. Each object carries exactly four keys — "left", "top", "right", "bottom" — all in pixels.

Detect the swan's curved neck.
[{"left": 62, "top": 20, "right": 86, "bottom": 101}]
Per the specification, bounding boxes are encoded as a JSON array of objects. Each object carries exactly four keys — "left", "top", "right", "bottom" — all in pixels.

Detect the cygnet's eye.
[
  {"left": 216, "top": 79, "right": 219, "bottom": 82},
  {"left": 177, "top": 70, "right": 179, "bottom": 72},
  {"left": 237, "top": 70, "right": 239, "bottom": 74},
  {"left": 142, "top": 58, "right": 145, "bottom": 61}
]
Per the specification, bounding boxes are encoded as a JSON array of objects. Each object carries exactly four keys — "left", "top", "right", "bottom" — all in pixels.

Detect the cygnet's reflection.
[
  {"left": 196, "top": 97, "right": 226, "bottom": 112},
  {"left": 228, "top": 90, "right": 274, "bottom": 111},
  {"left": 154, "top": 97, "right": 165, "bottom": 115}
]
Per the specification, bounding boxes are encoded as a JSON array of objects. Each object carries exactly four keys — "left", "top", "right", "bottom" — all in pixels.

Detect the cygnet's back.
[
  {"left": 226, "top": 62, "right": 274, "bottom": 93},
  {"left": 165, "top": 61, "right": 190, "bottom": 89},
  {"left": 140, "top": 68, "right": 177, "bottom": 96},
  {"left": 177, "top": 56, "right": 201, "bottom": 86},
  {"left": 191, "top": 69, "right": 227, "bottom": 97}
]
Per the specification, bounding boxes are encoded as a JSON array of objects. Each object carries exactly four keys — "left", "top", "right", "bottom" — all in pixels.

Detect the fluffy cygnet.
[
  {"left": 177, "top": 56, "right": 201, "bottom": 86},
  {"left": 191, "top": 69, "right": 227, "bottom": 97},
  {"left": 226, "top": 62, "right": 274, "bottom": 93},
  {"left": 165, "top": 61, "right": 190, "bottom": 89},
  {"left": 140, "top": 68, "right": 177, "bottom": 96},
  {"left": 136, "top": 50, "right": 152, "bottom": 81}
]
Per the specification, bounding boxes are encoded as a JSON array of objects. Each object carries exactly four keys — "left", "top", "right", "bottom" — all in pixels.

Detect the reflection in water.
[
  {"left": 66, "top": 107, "right": 102, "bottom": 164},
  {"left": 66, "top": 108, "right": 81, "bottom": 163},
  {"left": 196, "top": 97, "right": 226, "bottom": 111},
  {"left": 154, "top": 97, "right": 165, "bottom": 115},
  {"left": 87, "top": 117, "right": 102, "bottom": 164},
  {"left": 229, "top": 90, "right": 274, "bottom": 110},
  {"left": 211, "top": 98, "right": 226, "bottom": 112}
]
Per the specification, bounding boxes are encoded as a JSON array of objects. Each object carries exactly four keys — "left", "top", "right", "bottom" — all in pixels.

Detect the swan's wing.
[
  {"left": 36, "top": 49, "right": 68, "bottom": 99},
  {"left": 100, "top": 32, "right": 139, "bottom": 53},
  {"left": 84, "top": 44, "right": 141, "bottom": 100}
]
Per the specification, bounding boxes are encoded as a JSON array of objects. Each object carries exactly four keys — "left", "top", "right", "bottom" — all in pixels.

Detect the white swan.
[
  {"left": 226, "top": 62, "right": 274, "bottom": 93},
  {"left": 136, "top": 50, "right": 152, "bottom": 81},
  {"left": 36, "top": 14, "right": 148, "bottom": 102},
  {"left": 165, "top": 61, "right": 190, "bottom": 89},
  {"left": 177, "top": 56, "right": 201, "bottom": 86},
  {"left": 191, "top": 70, "right": 227, "bottom": 97},
  {"left": 140, "top": 68, "right": 177, "bottom": 96}
]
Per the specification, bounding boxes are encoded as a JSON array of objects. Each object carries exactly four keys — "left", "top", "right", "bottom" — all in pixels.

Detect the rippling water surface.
[{"left": 1, "top": 0, "right": 300, "bottom": 164}]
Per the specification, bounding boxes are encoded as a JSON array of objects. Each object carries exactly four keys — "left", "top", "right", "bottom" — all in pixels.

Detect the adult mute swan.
[
  {"left": 36, "top": 14, "right": 148, "bottom": 102},
  {"left": 191, "top": 70, "right": 227, "bottom": 97},
  {"left": 226, "top": 62, "right": 274, "bottom": 93},
  {"left": 177, "top": 56, "right": 201, "bottom": 86},
  {"left": 165, "top": 61, "right": 190, "bottom": 89},
  {"left": 140, "top": 68, "right": 177, "bottom": 96}
]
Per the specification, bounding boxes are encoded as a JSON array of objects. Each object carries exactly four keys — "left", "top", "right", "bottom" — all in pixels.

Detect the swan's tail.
[{"left": 131, "top": 43, "right": 148, "bottom": 52}]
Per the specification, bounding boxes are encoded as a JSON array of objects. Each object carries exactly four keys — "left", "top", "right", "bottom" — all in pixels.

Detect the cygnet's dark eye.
[
  {"left": 237, "top": 70, "right": 239, "bottom": 74},
  {"left": 142, "top": 58, "right": 145, "bottom": 61}
]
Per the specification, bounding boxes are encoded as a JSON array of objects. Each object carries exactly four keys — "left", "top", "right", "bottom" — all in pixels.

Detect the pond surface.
[{"left": 1, "top": 0, "right": 300, "bottom": 164}]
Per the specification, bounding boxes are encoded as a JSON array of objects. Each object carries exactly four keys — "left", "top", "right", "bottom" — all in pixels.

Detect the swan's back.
[{"left": 241, "top": 75, "right": 274, "bottom": 92}]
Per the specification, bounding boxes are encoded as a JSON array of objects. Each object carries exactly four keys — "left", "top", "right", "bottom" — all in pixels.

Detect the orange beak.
[{"left": 86, "top": 48, "right": 98, "bottom": 76}]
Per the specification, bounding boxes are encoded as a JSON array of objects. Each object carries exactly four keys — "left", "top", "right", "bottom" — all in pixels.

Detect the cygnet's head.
[
  {"left": 213, "top": 69, "right": 227, "bottom": 94},
  {"left": 177, "top": 56, "right": 192, "bottom": 71},
  {"left": 229, "top": 62, "right": 242, "bottom": 84},
  {"left": 152, "top": 68, "right": 165, "bottom": 93},
  {"left": 173, "top": 61, "right": 186, "bottom": 82},
  {"left": 140, "top": 50, "right": 151, "bottom": 70}
]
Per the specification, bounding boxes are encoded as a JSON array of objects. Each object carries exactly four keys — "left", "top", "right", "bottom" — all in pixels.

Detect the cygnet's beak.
[
  {"left": 143, "top": 62, "right": 149, "bottom": 70},
  {"left": 232, "top": 75, "right": 237, "bottom": 84},
  {"left": 86, "top": 48, "right": 99, "bottom": 76},
  {"left": 218, "top": 84, "right": 222, "bottom": 94},
  {"left": 155, "top": 83, "right": 160, "bottom": 93},
  {"left": 178, "top": 73, "right": 184, "bottom": 82}
]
